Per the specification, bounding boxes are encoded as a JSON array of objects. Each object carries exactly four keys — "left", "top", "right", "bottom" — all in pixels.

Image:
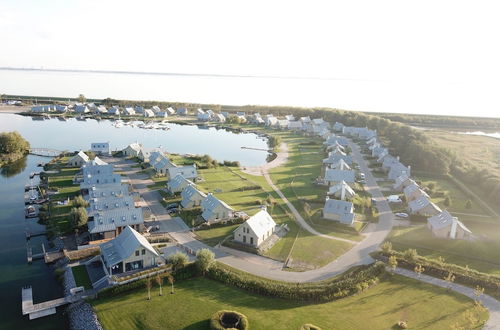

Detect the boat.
[{"left": 25, "top": 205, "right": 38, "bottom": 218}]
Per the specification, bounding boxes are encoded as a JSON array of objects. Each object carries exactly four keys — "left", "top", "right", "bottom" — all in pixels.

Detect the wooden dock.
[
  {"left": 27, "top": 243, "right": 64, "bottom": 264},
  {"left": 22, "top": 286, "right": 73, "bottom": 320},
  {"left": 26, "top": 230, "right": 47, "bottom": 239},
  {"left": 29, "top": 148, "right": 63, "bottom": 157}
]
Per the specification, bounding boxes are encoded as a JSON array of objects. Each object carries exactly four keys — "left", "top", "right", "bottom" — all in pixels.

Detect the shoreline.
[{"left": 0, "top": 106, "right": 30, "bottom": 114}]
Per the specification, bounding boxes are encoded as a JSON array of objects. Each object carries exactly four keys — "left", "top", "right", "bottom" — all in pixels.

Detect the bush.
[
  {"left": 210, "top": 310, "right": 249, "bottom": 330},
  {"left": 300, "top": 324, "right": 322, "bottom": 330},
  {"left": 207, "top": 261, "right": 385, "bottom": 302},
  {"left": 397, "top": 320, "right": 408, "bottom": 329}
]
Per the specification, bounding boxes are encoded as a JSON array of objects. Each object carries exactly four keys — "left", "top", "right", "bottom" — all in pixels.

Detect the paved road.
[
  {"left": 393, "top": 267, "right": 500, "bottom": 329},
  {"left": 241, "top": 142, "right": 289, "bottom": 176}
]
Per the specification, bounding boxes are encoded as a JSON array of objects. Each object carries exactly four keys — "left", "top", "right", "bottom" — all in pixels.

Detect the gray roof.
[
  {"left": 181, "top": 184, "right": 207, "bottom": 208},
  {"left": 324, "top": 169, "right": 355, "bottom": 183},
  {"left": 84, "top": 183, "right": 130, "bottom": 200},
  {"left": 88, "top": 207, "right": 143, "bottom": 234},
  {"left": 168, "top": 165, "right": 197, "bottom": 180},
  {"left": 87, "top": 195, "right": 135, "bottom": 217},
  {"left": 167, "top": 174, "right": 192, "bottom": 190},
  {"left": 408, "top": 196, "right": 441, "bottom": 213},
  {"left": 427, "top": 211, "right": 472, "bottom": 238},
  {"left": 323, "top": 199, "right": 354, "bottom": 216},
  {"left": 100, "top": 226, "right": 158, "bottom": 267},
  {"left": 80, "top": 173, "right": 122, "bottom": 189},
  {"left": 323, "top": 153, "right": 353, "bottom": 165}
]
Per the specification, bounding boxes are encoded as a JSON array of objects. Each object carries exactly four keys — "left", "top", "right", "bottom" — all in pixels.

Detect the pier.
[
  {"left": 241, "top": 146, "right": 270, "bottom": 152},
  {"left": 26, "top": 229, "right": 47, "bottom": 239},
  {"left": 26, "top": 243, "right": 64, "bottom": 264},
  {"left": 21, "top": 286, "right": 81, "bottom": 320},
  {"left": 29, "top": 148, "right": 63, "bottom": 157}
]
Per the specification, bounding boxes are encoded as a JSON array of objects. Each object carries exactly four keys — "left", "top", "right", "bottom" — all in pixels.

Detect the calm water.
[
  {"left": 0, "top": 114, "right": 269, "bottom": 167},
  {"left": 461, "top": 131, "right": 500, "bottom": 139},
  {"left": 0, "top": 155, "right": 67, "bottom": 329},
  {"left": 1, "top": 68, "right": 500, "bottom": 118}
]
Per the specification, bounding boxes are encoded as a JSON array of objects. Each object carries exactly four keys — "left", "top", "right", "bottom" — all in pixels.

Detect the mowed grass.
[
  {"left": 387, "top": 224, "right": 500, "bottom": 275},
  {"left": 92, "top": 276, "right": 486, "bottom": 330},
  {"left": 71, "top": 265, "right": 92, "bottom": 290},
  {"left": 414, "top": 173, "right": 486, "bottom": 215}
]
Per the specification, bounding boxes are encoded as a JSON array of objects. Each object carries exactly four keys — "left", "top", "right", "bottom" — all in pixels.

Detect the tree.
[
  {"left": 145, "top": 276, "right": 152, "bottom": 300},
  {"left": 72, "top": 195, "right": 88, "bottom": 208},
  {"left": 168, "top": 252, "right": 188, "bottom": 271},
  {"left": 155, "top": 274, "right": 163, "bottom": 296},
  {"left": 78, "top": 94, "right": 86, "bottom": 103},
  {"left": 381, "top": 241, "right": 393, "bottom": 255},
  {"left": 473, "top": 285, "right": 484, "bottom": 305},
  {"left": 414, "top": 264, "right": 425, "bottom": 278},
  {"left": 444, "top": 196, "right": 451, "bottom": 207},
  {"left": 166, "top": 273, "right": 175, "bottom": 294},
  {"left": 0, "top": 131, "right": 30, "bottom": 155},
  {"left": 388, "top": 255, "right": 398, "bottom": 273},
  {"left": 70, "top": 207, "right": 88, "bottom": 229},
  {"left": 465, "top": 199, "right": 472, "bottom": 209},
  {"left": 403, "top": 249, "right": 418, "bottom": 263},
  {"left": 196, "top": 248, "right": 215, "bottom": 275}
]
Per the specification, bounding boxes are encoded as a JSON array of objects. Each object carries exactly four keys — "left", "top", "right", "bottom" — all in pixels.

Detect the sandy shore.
[
  {"left": 0, "top": 105, "right": 30, "bottom": 113},
  {"left": 241, "top": 142, "right": 288, "bottom": 176}
]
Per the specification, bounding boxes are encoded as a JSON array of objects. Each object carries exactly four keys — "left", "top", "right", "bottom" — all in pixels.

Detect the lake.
[
  {"left": 0, "top": 155, "right": 67, "bottom": 329},
  {"left": 1, "top": 68, "right": 500, "bottom": 118},
  {"left": 0, "top": 113, "right": 269, "bottom": 167},
  {"left": 460, "top": 131, "right": 500, "bottom": 139}
]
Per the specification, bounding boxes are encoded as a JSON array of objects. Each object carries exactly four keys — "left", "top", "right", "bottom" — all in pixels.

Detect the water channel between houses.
[{"left": 0, "top": 113, "right": 269, "bottom": 328}]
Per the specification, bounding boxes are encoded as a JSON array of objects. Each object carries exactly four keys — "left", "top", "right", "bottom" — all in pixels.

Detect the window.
[
  {"left": 142, "top": 249, "right": 145, "bottom": 255},
  {"left": 135, "top": 250, "right": 139, "bottom": 256}
]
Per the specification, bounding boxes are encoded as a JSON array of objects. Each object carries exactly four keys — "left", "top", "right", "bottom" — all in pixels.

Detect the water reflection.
[{"left": 0, "top": 155, "right": 27, "bottom": 178}]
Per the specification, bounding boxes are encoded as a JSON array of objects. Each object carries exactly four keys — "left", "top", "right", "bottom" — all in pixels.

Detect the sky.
[{"left": 1, "top": 0, "right": 500, "bottom": 118}]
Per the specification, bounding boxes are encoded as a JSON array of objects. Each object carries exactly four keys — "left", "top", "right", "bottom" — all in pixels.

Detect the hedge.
[
  {"left": 207, "top": 261, "right": 385, "bottom": 302},
  {"left": 376, "top": 251, "right": 500, "bottom": 295},
  {"left": 209, "top": 310, "right": 249, "bottom": 330}
]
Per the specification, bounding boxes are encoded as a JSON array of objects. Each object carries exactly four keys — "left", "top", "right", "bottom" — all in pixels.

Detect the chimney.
[
  {"left": 325, "top": 196, "right": 330, "bottom": 201},
  {"left": 261, "top": 205, "right": 267, "bottom": 212}
]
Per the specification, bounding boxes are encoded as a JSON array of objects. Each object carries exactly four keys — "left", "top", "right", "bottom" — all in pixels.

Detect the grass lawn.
[
  {"left": 287, "top": 229, "right": 354, "bottom": 271},
  {"left": 414, "top": 173, "right": 487, "bottom": 216},
  {"left": 195, "top": 224, "right": 240, "bottom": 247},
  {"left": 71, "top": 265, "right": 92, "bottom": 290},
  {"left": 386, "top": 225, "right": 500, "bottom": 275},
  {"left": 92, "top": 276, "right": 486, "bottom": 330}
]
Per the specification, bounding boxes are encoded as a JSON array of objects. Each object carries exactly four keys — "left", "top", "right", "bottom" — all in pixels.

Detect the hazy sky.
[{"left": 1, "top": 0, "right": 500, "bottom": 117}]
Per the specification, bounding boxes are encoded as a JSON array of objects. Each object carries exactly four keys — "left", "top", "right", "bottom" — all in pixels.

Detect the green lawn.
[
  {"left": 92, "top": 276, "right": 486, "bottom": 330},
  {"left": 387, "top": 225, "right": 500, "bottom": 275},
  {"left": 195, "top": 224, "right": 239, "bottom": 247},
  {"left": 414, "top": 173, "right": 487, "bottom": 216},
  {"left": 71, "top": 265, "right": 92, "bottom": 290}
]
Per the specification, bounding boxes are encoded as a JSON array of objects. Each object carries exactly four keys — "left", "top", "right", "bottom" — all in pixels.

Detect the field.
[
  {"left": 386, "top": 223, "right": 500, "bottom": 275},
  {"left": 425, "top": 129, "right": 500, "bottom": 214},
  {"left": 92, "top": 276, "right": 486, "bottom": 329}
]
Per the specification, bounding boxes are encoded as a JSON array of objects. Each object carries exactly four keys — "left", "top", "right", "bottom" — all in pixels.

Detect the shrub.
[
  {"left": 465, "top": 199, "right": 472, "bottom": 209},
  {"left": 403, "top": 249, "right": 418, "bottom": 263},
  {"left": 210, "top": 310, "right": 249, "bottom": 330},
  {"left": 397, "top": 320, "right": 408, "bottom": 329},
  {"left": 196, "top": 249, "right": 215, "bottom": 275},
  {"left": 207, "top": 261, "right": 385, "bottom": 302}
]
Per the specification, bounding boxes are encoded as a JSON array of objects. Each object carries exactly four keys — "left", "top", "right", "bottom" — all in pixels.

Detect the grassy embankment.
[
  {"left": 91, "top": 275, "right": 487, "bottom": 329},
  {"left": 44, "top": 156, "right": 81, "bottom": 234}
]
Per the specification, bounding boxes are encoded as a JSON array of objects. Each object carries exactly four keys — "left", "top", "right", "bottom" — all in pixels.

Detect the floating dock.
[{"left": 22, "top": 286, "right": 71, "bottom": 320}]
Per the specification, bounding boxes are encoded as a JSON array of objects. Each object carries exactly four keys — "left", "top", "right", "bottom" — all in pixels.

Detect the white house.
[
  {"left": 151, "top": 105, "right": 161, "bottom": 114},
  {"left": 408, "top": 196, "right": 441, "bottom": 216},
  {"left": 122, "top": 143, "right": 142, "bottom": 157},
  {"left": 404, "top": 183, "right": 429, "bottom": 202},
  {"left": 213, "top": 113, "right": 226, "bottom": 122},
  {"left": 427, "top": 210, "right": 472, "bottom": 240},
  {"left": 323, "top": 198, "right": 355, "bottom": 225},
  {"left": 144, "top": 109, "right": 155, "bottom": 118},
  {"left": 166, "top": 107, "right": 176, "bottom": 115},
  {"left": 167, "top": 165, "right": 198, "bottom": 181},
  {"left": 100, "top": 226, "right": 160, "bottom": 275},
  {"left": 180, "top": 184, "right": 207, "bottom": 208},
  {"left": 151, "top": 154, "right": 176, "bottom": 175},
  {"left": 201, "top": 193, "right": 234, "bottom": 223},
  {"left": 68, "top": 151, "right": 90, "bottom": 167},
  {"left": 287, "top": 121, "right": 303, "bottom": 131},
  {"left": 166, "top": 174, "right": 193, "bottom": 194},
  {"left": 124, "top": 107, "right": 136, "bottom": 116},
  {"left": 91, "top": 142, "right": 111, "bottom": 156},
  {"left": 233, "top": 207, "right": 276, "bottom": 248},
  {"left": 327, "top": 181, "right": 356, "bottom": 200}
]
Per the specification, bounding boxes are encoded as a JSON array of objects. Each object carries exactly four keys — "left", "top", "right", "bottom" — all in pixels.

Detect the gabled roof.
[
  {"left": 124, "top": 142, "right": 142, "bottom": 152},
  {"left": 100, "top": 226, "right": 158, "bottom": 267},
  {"left": 168, "top": 165, "right": 197, "bottom": 180},
  {"left": 242, "top": 209, "right": 276, "bottom": 238},
  {"left": 201, "top": 193, "right": 233, "bottom": 212},
  {"left": 408, "top": 195, "right": 441, "bottom": 213},
  {"left": 324, "top": 169, "right": 355, "bottom": 183},
  {"left": 88, "top": 207, "right": 143, "bottom": 234},
  {"left": 70, "top": 151, "right": 90, "bottom": 163},
  {"left": 181, "top": 184, "right": 207, "bottom": 207},
  {"left": 404, "top": 183, "right": 428, "bottom": 199},
  {"left": 428, "top": 210, "right": 472, "bottom": 238},
  {"left": 328, "top": 180, "right": 356, "bottom": 199},
  {"left": 323, "top": 198, "right": 354, "bottom": 215},
  {"left": 331, "top": 159, "right": 351, "bottom": 170},
  {"left": 323, "top": 154, "right": 353, "bottom": 165},
  {"left": 330, "top": 146, "right": 346, "bottom": 156},
  {"left": 167, "top": 174, "right": 192, "bottom": 190}
]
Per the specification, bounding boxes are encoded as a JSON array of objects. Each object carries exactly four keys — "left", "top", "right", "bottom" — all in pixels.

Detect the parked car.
[
  {"left": 387, "top": 195, "right": 403, "bottom": 203},
  {"left": 166, "top": 203, "right": 178, "bottom": 210},
  {"left": 359, "top": 172, "right": 365, "bottom": 179},
  {"left": 395, "top": 212, "right": 409, "bottom": 218}
]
